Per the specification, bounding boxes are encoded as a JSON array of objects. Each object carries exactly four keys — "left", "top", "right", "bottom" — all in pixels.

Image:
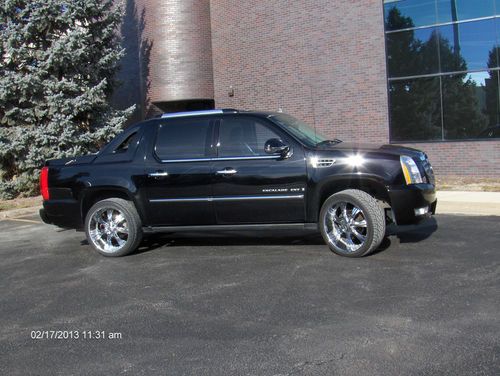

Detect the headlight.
[{"left": 400, "top": 155, "right": 423, "bottom": 184}]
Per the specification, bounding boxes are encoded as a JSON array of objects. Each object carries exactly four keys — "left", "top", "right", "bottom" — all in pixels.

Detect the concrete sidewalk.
[{"left": 437, "top": 191, "right": 500, "bottom": 216}]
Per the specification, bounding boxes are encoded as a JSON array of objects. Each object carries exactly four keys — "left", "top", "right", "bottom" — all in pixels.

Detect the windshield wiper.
[{"left": 316, "top": 139, "right": 343, "bottom": 146}]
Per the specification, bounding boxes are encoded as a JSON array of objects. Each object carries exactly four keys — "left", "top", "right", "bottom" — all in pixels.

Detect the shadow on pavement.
[
  {"left": 80, "top": 218, "right": 438, "bottom": 256},
  {"left": 134, "top": 231, "right": 325, "bottom": 255},
  {"left": 387, "top": 217, "right": 438, "bottom": 244}
]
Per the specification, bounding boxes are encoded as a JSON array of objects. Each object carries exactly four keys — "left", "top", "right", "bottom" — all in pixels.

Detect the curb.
[{"left": 0, "top": 206, "right": 41, "bottom": 220}]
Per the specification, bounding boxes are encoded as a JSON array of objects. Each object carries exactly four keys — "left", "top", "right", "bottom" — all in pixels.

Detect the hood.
[{"left": 315, "top": 142, "right": 425, "bottom": 158}]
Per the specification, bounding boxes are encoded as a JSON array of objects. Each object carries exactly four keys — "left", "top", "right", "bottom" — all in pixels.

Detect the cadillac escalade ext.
[{"left": 40, "top": 109, "right": 437, "bottom": 257}]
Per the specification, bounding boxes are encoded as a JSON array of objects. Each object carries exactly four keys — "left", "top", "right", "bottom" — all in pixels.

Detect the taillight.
[{"left": 40, "top": 166, "right": 50, "bottom": 201}]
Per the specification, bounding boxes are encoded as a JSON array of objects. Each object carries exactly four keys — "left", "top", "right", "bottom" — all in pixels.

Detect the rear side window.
[
  {"left": 218, "top": 117, "right": 280, "bottom": 157},
  {"left": 155, "top": 118, "right": 213, "bottom": 160},
  {"left": 114, "top": 132, "right": 139, "bottom": 154}
]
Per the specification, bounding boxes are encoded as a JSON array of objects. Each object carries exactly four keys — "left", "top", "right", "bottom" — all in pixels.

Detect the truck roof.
[{"left": 159, "top": 109, "right": 279, "bottom": 119}]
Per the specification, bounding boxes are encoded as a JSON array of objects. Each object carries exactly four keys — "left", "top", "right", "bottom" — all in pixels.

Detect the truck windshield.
[{"left": 270, "top": 113, "right": 332, "bottom": 147}]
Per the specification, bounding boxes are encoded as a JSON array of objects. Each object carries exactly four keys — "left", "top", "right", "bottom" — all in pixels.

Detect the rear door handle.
[
  {"left": 215, "top": 168, "right": 237, "bottom": 175},
  {"left": 148, "top": 171, "right": 169, "bottom": 178}
]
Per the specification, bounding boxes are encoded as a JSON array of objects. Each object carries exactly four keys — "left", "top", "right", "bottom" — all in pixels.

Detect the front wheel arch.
[{"left": 311, "top": 177, "right": 391, "bottom": 222}]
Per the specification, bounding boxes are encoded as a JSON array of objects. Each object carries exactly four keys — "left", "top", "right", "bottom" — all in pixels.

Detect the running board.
[{"left": 143, "top": 223, "right": 318, "bottom": 233}]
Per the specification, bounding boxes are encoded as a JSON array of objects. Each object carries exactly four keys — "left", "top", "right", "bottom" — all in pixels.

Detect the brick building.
[{"left": 117, "top": 0, "right": 500, "bottom": 178}]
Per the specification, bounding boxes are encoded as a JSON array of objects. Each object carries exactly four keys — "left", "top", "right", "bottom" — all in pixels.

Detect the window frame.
[
  {"left": 383, "top": 0, "right": 500, "bottom": 143},
  {"left": 152, "top": 117, "right": 217, "bottom": 163},
  {"left": 215, "top": 115, "right": 292, "bottom": 160}
]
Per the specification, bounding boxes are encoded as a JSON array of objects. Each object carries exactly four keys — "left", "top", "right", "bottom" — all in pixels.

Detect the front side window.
[
  {"left": 155, "top": 118, "right": 212, "bottom": 160},
  {"left": 270, "top": 113, "right": 329, "bottom": 147},
  {"left": 218, "top": 117, "right": 280, "bottom": 157}
]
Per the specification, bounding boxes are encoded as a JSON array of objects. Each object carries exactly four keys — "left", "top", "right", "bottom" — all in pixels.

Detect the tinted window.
[
  {"left": 218, "top": 118, "right": 280, "bottom": 157},
  {"left": 438, "top": 19, "right": 498, "bottom": 72},
  {"left": 389, "top": 76, "right": 442, "bottom": 142},
  {"left": 385, "top": 0, "right": 500, "bottom": 141},
  {"left": 384, "top": 0, "right": 437, "bottom": 31},
  {"left": 437, "top": 0, "right": 495, "bottom": 23},
  {"left": 155, "top": 118, "right": 212, "bottom": 160},
  {"left": 115, "top": 132, "right": 139, "bottom": 154},
  {"left": 442, "top": 71, "right": 500, "bottom": 139},
  {"left": 270, "top": 113, "right": 328, "bottom": 146},
  {"left": 387, "top": 27, "right": 439, "bottom": 77}
]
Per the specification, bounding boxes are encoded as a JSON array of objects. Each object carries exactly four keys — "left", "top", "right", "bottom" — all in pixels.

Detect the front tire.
[
  {"left": 319, "top": 189, "right": 385, "bottom": 257},
  {"left": 85, "top": 198, "right": 143, "bottom": 257}
]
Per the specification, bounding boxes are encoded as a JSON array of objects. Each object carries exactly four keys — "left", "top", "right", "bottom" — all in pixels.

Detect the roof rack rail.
[{"left": 161, "top": 109, "right": 238, "bottom": 119}]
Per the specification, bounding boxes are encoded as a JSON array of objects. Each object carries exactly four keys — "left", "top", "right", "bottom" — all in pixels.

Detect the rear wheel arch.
[
  {"left": 80, "top": 188, "right": 144, "bottom": 225},
  {"left": 85, "top": 197, "right": 143, "bottom": 257}
]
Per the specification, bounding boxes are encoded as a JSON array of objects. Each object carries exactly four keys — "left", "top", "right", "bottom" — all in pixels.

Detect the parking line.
[{"left": 4, "top": 218, "right": 41, "bottom": 224}]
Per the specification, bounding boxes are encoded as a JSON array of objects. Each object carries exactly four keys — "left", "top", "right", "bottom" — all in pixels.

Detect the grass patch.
[
  {"left": 0, "top": 196, "right": 41, "bottom": 212},
  {"left": 436, "top": 177, "right": 500, "bottom": 192}
]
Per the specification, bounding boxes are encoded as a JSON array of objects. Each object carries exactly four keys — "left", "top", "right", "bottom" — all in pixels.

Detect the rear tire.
[
  {"left": 319, "top": 189, "right": 385, "bottom": 257},
  {"left": 84, "top": 198, "right": 142, "bottom": 257}
]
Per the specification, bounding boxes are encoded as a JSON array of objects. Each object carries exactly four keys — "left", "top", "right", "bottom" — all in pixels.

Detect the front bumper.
[
  {"left": 40, "top": 199, "right": 82, "bottom": 229},
  {"left": 388, "top": 184, "right": 437, "bottom": 225}
]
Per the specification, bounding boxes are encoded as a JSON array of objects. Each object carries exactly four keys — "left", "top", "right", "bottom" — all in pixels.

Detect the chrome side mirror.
[{"left": 264, "top": 138, "right": 291, "bottom": 158}]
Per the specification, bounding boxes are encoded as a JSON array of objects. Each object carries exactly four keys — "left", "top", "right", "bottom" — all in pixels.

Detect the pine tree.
[{"left": 0, "top": 0, "right": 135, "bottom": 198}]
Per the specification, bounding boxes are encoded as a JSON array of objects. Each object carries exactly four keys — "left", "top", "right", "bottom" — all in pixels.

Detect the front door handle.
[
  {"left": 148, "top": 171, "right": 169, "bottom": 178},
  {"left": 215, "top": 168, "right": 237, "bottom": 176}
]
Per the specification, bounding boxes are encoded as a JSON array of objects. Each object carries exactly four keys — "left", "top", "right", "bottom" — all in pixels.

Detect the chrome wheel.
[
  {"left": 324, "top": 201, "right": 368, "bottom": 254},
  {"left": 88, "top": 208, "right": 129, "bottom": 254}
]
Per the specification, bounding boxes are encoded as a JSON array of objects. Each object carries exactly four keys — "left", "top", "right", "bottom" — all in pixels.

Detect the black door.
[
  {"left": 212, "top": 115, "right": 307, "bottom": 224},
  {"left": 142, "top": 117, "right": 216, "bottom": 226}
]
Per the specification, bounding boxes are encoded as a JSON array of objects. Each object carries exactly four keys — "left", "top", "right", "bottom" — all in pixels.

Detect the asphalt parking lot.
[{"left": 0, "top": 214, "right": 499, "bottom": 375}]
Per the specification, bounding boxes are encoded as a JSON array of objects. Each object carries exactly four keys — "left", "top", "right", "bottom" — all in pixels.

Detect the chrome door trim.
[
  {"left": 149, "top": 194, "right": 304, "bottom": 203},
  {"left": 216, "top": 155, "right": 279, "bottom": 161},
  {"left": 213, "top": 194, "right": 304, "bottom": 201},
  {"left": 160, "top": 155, "right": 279, "bottom": 163},
  {"left": 148, "top": 171, "right": 169, "bottom": 177},
  {"left": 160, "top": 157, "right": 213, "bottom": 163},
  {"left": 150, "top": 197, "right": 211, "bottom": 203},
  {"left": 215, "top": 169, "right": 238, "bottom": 175}
]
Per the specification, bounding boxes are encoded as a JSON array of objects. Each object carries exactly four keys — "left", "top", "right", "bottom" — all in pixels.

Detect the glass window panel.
[
  {"left": 384, "top": 0, "right": 437, "bottom": 31},
  {"left": 438, "top": 19, "right": 498, "bottom": 72},
  {"left": 438, "top": 0, "right": 495, "bottom": 23},
  {"left": 155, "top": 119, "right": 212, "bottom": 159},
  {"left": 218, "top": 118, "right": 280, "bottom": 157},
  {"left": 387, "top": 27, "right": 439, "bottom": 77},
  {"left": 442, "top": 71, "right": 500, "bottom": 139},
  {"left": 389, "top": 76, "right": 443, "bottom": 141}
]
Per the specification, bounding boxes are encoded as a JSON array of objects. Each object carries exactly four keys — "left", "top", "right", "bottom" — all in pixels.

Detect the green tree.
[{"left": 0, "top": 0, "right": 135, "bottom": 198}]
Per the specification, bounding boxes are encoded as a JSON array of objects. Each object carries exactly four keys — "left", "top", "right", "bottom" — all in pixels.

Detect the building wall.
[
  {"left": 210, "top": 0, "right": 390, "bottom": 144},
  {"left": 209, "top": 0, "right": 500, "bottom": 178},
  {"left": 131, "top": 0, "right": 214, "bottom": 115},
  {"left": 404, "top": 141, "right": 500, "bottom": 177},
  {"left": 118, "top": 0, "right": 499, "bottom": 178}
]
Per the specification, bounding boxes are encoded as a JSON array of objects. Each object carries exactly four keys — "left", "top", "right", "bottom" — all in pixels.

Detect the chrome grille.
[
  {"left": 315, "top": 158, "right": 336, "bottom": 168},
  {"left": 420, "top": 154, "right": 435, "bottom": 185}
]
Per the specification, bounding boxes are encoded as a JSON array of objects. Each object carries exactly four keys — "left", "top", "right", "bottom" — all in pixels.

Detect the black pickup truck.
[{"left": 40, "top": 109, "right": 437, "bottom": 257}]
